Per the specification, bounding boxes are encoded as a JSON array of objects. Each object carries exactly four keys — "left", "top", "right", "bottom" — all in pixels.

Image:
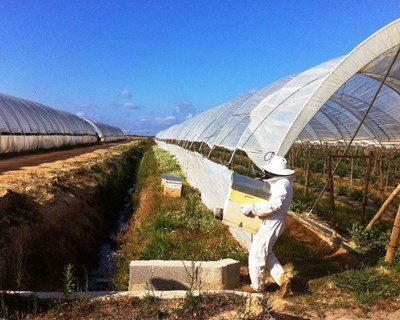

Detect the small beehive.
[
  {"left": 161, "top": 173, "right": 182, "bottom": 198},
  {"left": 220, "top": 172, "right": 271, "bottom": 234}
]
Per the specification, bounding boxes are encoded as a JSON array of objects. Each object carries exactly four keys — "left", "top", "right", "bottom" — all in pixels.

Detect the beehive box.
[
  {"left": 161, "top": 173, "right": 182, "bottom": 198},
  {"left": 220, "top": 172, "right": 271, "bottom": 234}
]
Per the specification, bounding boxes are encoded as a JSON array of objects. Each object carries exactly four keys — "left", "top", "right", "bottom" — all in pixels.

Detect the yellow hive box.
[
  {"left": 219, "top": 173, "right": 271, "bottom": 234},
  {"left": 161, "top": 173, "right": 182, "bottom": 198}
]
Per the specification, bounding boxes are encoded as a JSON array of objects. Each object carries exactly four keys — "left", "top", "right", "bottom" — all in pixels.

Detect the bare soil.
[{"left": 0, "top": 139, "right": 145, "bottom": 290}]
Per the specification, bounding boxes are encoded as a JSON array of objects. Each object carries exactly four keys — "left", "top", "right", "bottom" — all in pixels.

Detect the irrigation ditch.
[{"left": 0, "top": 138, "right": 148, "bottom": 291}]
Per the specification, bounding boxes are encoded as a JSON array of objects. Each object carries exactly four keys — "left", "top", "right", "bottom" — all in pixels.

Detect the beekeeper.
[{"left": 240, "top": 155, "right": 294, "bottom": 297}]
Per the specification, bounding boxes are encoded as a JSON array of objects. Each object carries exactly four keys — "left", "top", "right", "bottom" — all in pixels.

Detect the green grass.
[
  {"left": 112, "top": 144, "right": 247, "bottom": 290},
  {"left": 329, "top": 268, "right": 399, "bottom": 305}
]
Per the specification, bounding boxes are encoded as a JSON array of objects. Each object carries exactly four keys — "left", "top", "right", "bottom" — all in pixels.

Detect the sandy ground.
[{"left": 0, "top": 140, "right": 138, "bottom": 200}]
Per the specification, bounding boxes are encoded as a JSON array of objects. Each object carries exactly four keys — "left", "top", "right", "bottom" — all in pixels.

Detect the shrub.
[
  {"left": 335, "top": 184, "right": 349, "bottom": 197},
  {"left": 351, "top": 223, "right": 391, "bottom": 253},
  {"left": 290, "top": 199, "right": 312, "bottom": 213},
  {"left": 349, "top": 187, "right": 364, "bottom": 202},
  {"left": 314, "top": 200, "right": 331, "bottom": 221},
  {"left": 309, "top": 176, "right": 324, "bottom": 192}
]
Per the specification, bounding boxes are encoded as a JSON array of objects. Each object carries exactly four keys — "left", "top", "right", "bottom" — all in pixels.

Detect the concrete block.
[{"left": 129, "top": 259, "right": 240, "bottom": 291}]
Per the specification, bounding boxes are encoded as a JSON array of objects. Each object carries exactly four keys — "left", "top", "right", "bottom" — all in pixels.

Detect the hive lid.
[{"left": 161, "top": 173, "right": 182, "bottom": 183}]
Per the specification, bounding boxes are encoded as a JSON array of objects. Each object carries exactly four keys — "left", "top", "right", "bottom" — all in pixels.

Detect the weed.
[
  {"left": 81, "top": 267, "right": 89, "bottom": 292},
  {"left": 32, "top": 294, "right": 39, "bottom": 316},
  {"left": 237, "top": 293, "right": 253, "bottom": 319},
  {"left": 330, "top": 268, "right": 399, "bottom": 305},
  {"left": 0, "top": 293, "right": 8, "bottom": 319},
  {"left": 15, "top": 243, "right": 26, "bottom": 290},
  {"left": 140, "top": 281, "right": 165, "bottom": 319},
  {"left": 62, "top": 263, "right": 76, "bottom": 301},
  {"left": 181, "top": 261, "right": 203, "bottom": 315},
  {"left": 257, "top": 294, "right": 272, "bottom": 316}
]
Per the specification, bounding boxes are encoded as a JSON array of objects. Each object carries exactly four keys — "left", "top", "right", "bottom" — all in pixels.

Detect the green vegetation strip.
[
  {"left": 112, "top": 144, "right": 247, "bottom": 290},
  {"left": 330, "top": 268, "right": 398, "bottom": 305}
]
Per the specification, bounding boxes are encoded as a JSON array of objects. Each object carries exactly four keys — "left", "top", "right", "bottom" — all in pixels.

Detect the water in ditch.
[{"left": 88, "top": 186, "right": 135, "bottom": 291}]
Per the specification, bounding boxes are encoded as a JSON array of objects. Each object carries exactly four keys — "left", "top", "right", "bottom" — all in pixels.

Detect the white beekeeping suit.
[{"left": 241, "top": 155, "right": 294, "bottom": 298}]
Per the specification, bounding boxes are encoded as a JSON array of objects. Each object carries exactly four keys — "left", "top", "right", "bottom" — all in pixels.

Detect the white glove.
[{"left": 240, "top": 204, "right": 253, "bottom": 216}]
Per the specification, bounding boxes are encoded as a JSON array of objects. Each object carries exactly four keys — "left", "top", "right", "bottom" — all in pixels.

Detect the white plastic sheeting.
[
  {"left": 0, "top": 135, "right": 97, "bottom": 153},
  {"left": 0, "top": 93, "right": 96, "bottom": 135},
  {"left": 157, "top": 140, "right": 253, "bottom": 249},
  {"left": 83, "top": 118, "right": 126, "bottom": 142},
  {"left": 157, "top": 19, "right": 400, "bottom": 169},
  {"left": 0, "top": 92, "right": 125, "bottom": 153}
]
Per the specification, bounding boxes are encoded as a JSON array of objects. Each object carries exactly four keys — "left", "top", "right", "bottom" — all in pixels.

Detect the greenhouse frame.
[
  {"left": 156, "top": 19, "right": 400, "bottom": 247},
  {"left": 83, "top": 118, "right": 127, "bottom": 143},
  {"left": 0, "top": 92, "right": 125, "bottom": 153},
  {"left": 157, "top": 19, "right": 400, "bottom": 169}
]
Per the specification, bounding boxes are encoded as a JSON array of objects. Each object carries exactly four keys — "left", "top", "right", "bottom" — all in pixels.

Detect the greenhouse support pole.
[
  {"left": 227, "top": 149, "right": 237, "bottom": 166},
  {"left": 379, "top": 153, "right": 384, "bottom": 192},
  {"left": 350, "top": 157, "right": 354, "bottom": 188},
  {"left": 207, "top": 146, "right": 214, "bottom": 158},
  {"left": 373, "top": 148, "right": 378, "bottom": 173},
  {"left": 360, "top": 152, "right": 372, "bottom": 224},
  {"left": 327, "top": 155, "right": 336, "bottom": 231},
  {"left": 307, "top": 46, "right": 400, "bottom": 218},
  {"left": 385, "top": 154, "right": 391, "bottom": 192},
  {"left": 291, "top": 146, "right": 296, "bottom": 169},
  {"left": 198, "top": 141, "right": 204, "bottom": 152},
  {"left": 304, "top": 145, "right": 312, "bottom": 195},
  {"left": 385, "top": 204, "right": 400, "bottom": 264},
  {"left": 366, "top": 183, "right": 400, "bottom": 230}
]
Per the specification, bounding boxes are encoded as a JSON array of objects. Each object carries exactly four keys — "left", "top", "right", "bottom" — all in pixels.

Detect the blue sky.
[{"left": 0, "top": 1, "right": 399, "bottom": 135}]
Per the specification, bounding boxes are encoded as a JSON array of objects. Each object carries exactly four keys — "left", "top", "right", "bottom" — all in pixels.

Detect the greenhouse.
[
  {"left": 156, "top": 19, "right": 400, "bottom": 247},
  {"left": 0, "top": 92, "right": 125, "bottom": 153},
  {"left": 83, "top": 118, "right": 127, "bottom": 143},
  {"left": 157, "top": 19, "right": 400, "bottom": 169}
]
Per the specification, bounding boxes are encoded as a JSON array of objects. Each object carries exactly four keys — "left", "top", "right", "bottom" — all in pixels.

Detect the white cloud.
[
  {"left": 76, "top": 112, "right": 86, "bottom": 118},
  {"left": 185, "top": 113, "right": 194, "bottom": 120},
  {"left": 124, "top": 102, "right": 135, "bottom": 108},
  {"left": 124, "top": 101, "right": 144, "bottom": 110},
  {"left": 175, "top": 101, "right": 194, "bottom": 113},
  {"left": 120, "top": 89, "right": 132, "bottom": 98},
  {"left": 154, "top": 115, "right": 176, "bottom": 124}
]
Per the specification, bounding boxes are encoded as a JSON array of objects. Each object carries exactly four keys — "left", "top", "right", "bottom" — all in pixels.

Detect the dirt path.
[
  {"left": 0, "top": 143, "right": 119, "bottom": 174},
  {"left": 0, "top": 139, "right": 142, "bottom": 201}
]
